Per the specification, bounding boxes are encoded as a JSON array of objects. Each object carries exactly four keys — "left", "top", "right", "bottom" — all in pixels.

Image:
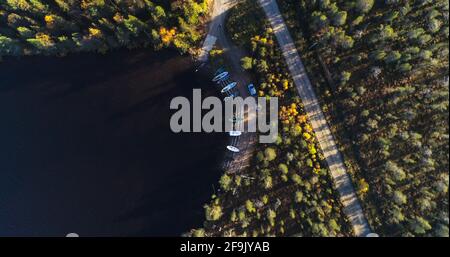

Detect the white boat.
[
  {"left": 221, "top": 82, "right": 237, "bottom": 93},
  {"left": 226, "top": 145, "right": 240, "bottom": 153},
  {"left": 212, "top": 71, "right": 229, "bottom": 82},
  {"left": 229, "top": 131, "right": 242, "bottom": 136}
]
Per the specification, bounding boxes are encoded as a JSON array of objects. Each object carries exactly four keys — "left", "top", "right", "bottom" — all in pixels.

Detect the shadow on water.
[{"left": 0, "top": 49, "right": 226, "bottom": 236}]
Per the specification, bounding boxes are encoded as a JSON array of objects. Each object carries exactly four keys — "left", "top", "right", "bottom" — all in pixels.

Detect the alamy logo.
[{"left": 170, "top": 89, "right": 278, "bottom": 143}]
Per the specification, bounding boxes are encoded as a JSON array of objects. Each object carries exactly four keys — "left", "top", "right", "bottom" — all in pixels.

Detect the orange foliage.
[{"left": 159, "top": 27, "right": 176, "bottom": 44}]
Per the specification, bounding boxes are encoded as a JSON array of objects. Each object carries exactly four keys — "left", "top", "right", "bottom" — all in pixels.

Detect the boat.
[
  {"left": 226, "top": 145, "right": 240, "bottom": 153},
  {"left": 221, "top": 82, "right": 237, "bottom": 93},
  {"left": 229, "top": 131, "right": 242, "bottom": 136},
  {"left": 212, "top": 71, "right": 229, "bottom": 82}
]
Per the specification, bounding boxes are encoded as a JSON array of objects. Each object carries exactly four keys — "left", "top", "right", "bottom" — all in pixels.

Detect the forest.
[
  {"left": 192, "top": 0, "right": 353, "bottom": 237},
  {"left": 1, "top": 0, "right": 447, "bottom": 238},
  {"left": 0, "top": 0, "right": 210, "bottom": 56},
  {"left": 277, "top": 0, "right": 449, "bottom": 236}
]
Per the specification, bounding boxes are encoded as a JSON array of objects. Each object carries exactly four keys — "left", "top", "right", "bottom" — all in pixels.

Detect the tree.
[
  {"left": 264, "top": 147, "right": 277, "bottom": 161},
  {"left": 311, "top": 11, "right": 328, "bottom": 29},
  {"left": 434, "top": 224, "right": 449, "bottom": 237},
  {"left": 176, "top": 0, "right": 207, "bottom": 25},
  {"left": 357, "top": 178, "right": 369, "bottom": 195},
  {"left": 385, "top": 161, "right": 406, "bottom": 182},
  {"left": 409, "top": 216, "right": 432, "bottom": 235},
  {"left": 333, "top": 31, "right": 354, "bottom": 49},
  {"left": 294, "top": 191, "right": 303, "bottom": 203},
  {"left": 385, "top": 51, "right": 401, "bottom": 64},
  {"left": 408, "top": 28, "right": 425, "bottom": 42},
  {"left": 151, "top": 5, "right": 167, "bottom": 24},
  {"left": 291, "top": 174, "right": 302, "bottom": 185},
  {"left": 328, "top": 219, "right": 341, "bottom": 233},
  {"left": 262, "top": 195, "right": 269, "bottom": 205},
  {"left": 278, "top": 163, "right": 288, "bottom": 175},
  {"left": 0, "top": 35, "right": 21, "bottom": 55},
  {"left": 256, "top": 151, "right": 265, "bottom": 162},
  {"left": 88, "top": 27, "right": 102, "bottom": 38},
  {"left": 241, "top": 56, "right": 253, "bottom": 70},
  {"left": 352, "top": 16, "right": 364, "bottom": 26},
  {"left": 333, "top": 11, "right": 347, "bottom": 26},
  {"left": 27, "top": 32, "right": 55, "bottom": 51},
  {"left": 356, "top": 0, "right": 374, "bottom": 14},
  {"left": 397, "top": 63, "right": 412, "bottom": 72},
  {"left": 263, "top": 176, "right": 273, "bottom": 189},
  {"left": 238, "top": 209, "right": 246, "bottom": 222},
  {"left": 219, "top": 174, "right": 232, "bottom": 191},
  {"left": 418, "top": 34, "right": 432, "bottom": 45},
  {"left": 384, "top": 11, "right": 399, "bottom": 23},
  {"left": 256, "top": 60, "right": 269, "bottom": 73},
  {"left": 192, "top": 228, "right": 205, "bottom": 237},
  {"left": 393, "top": 190, "right": 407, "bottom": 205},
  {"left": 17, "top": 27, "right": 33, "bottom": 38},
  {"left": 380, "top": 25, "right": 397, "bottom": 40},
  {"left": 427, "top": 19, "right": 442, "bottom": 33},
  {"left": 370, "top": 50, "right": 387, "bottom": 61},
  {"left": 388, "top": 206, "right": 405, "bottom": 224},
  {"left": 419, "top": 50, "right": 432, "bottom": 60},
  {"left": 124, "top": 15, "right": 146, "bottom": 37},
  {"left": 311, "top": 223, "right": 329, "bottom": 236},
  {"left": 54, "top": 0, "right": 71, "bottom": 12},
  {"left": 267, "top": 209, "right": 277, "bottom": 227},
  {"left": 205, "top": 204, "right": 223, "bottom": 221},
  {"left": 245, "top": 200, "right": 256, "bottom": 213},
  {"left": 289, "top": 208, "right": 296, "bottom": 219},
  {"left": 6, "top": 0, "right": 32, "bottom": 11},
  {"left": 341, "top": 35, "right": 354, "bottom": 49},
  {"left": 319, "top": 0, "right": 331, "bottom": 9},
  {"left": 340, "top": 71, "right": 351, "bottom": 85},
  {"left": 230, "top": 210, "right": 237, "bottom": 222},
  {"left": 173, "top": 34, "right": 192, "bottom": 53},
  {"left": 0, "top": 0, "right": 211, "bottom": 55}
]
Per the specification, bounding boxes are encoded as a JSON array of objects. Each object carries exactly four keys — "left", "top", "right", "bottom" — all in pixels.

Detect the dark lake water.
[{"left": 0, "top": 49, "right": 226, "bottom": 236}]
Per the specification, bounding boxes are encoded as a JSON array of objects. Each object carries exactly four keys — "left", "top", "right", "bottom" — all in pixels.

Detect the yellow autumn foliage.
[
  {"left": 280, "top": 103, "right": 300, "bottom": 124},
  {"left": 304, "top": 124, "right": 313, "bottom": 133},
  {"left": 313, "top": 167, "right": 321, "bottom": 174},
  {"left": 358, "top": 178, "right": 369, "bottom": 194},
  {"left": 89, "top": 27, "right": 101, "bottom": 37},
  {"left": 113, "top": 13, "right": 123, "bottom": 23},
  {"left": 44, "top": 15, "right": 54, "bottom": 24},
  {"left": 293, "top": 124, "right": 302, "bottom": 134},
  {"left": 303, "top": 132, "right": 312, "bottom": 140},
  {"left": 308, "top": 144, "right": 317, "bottom": 155},
  {"left": 283, "top": 80, "right": 289, "bottom": 90}
]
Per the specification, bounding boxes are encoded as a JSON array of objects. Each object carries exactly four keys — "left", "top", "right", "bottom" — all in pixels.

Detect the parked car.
[{"left": 247, "top": 83, "right": 257, "bottom": 96}]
